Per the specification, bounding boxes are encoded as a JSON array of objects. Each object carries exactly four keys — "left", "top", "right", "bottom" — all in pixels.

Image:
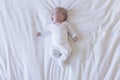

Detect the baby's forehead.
[
  {"left": 54, "top": 9, "right": 64, "bottom": 13},
  {"left": 53, "top": 7, "right": 67, "bottom": 13}
]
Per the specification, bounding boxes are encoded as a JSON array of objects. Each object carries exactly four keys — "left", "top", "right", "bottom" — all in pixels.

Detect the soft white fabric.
[
  {"left": 0, "top": 0, "right": 120, "bottom": 80},
  {"left": 49, "top": 42, "right": 71, "bottom": 69},
  {"left": 47, "top": 21, "right": 76, "bottom": 44},
  {"left": 47, "top": 21, "right": 76, "bottom": 69}
]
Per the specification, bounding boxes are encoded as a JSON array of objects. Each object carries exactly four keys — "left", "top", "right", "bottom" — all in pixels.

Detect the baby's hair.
[{"left": 52, "top": 7, "right": 68, "bottom": 21}]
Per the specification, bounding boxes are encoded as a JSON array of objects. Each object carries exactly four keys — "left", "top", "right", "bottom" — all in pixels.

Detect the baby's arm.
[
  {"left": 36, "top": 32, "right": 41, "bottom": 36},
  {"left": 67, "top": 23, "right": 78, "bottom": 41},
  {"left": 35, "top": 24, "right": 51, "bottom": 37}
]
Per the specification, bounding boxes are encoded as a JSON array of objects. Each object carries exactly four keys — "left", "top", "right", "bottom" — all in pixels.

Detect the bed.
[{"left": 0, "top": 0, "right": 120, "bottom": 80}]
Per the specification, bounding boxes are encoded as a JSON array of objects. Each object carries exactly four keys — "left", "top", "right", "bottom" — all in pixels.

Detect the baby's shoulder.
[
  {"left": 47, "top": 23, "right": 54, "bottom": 27},
  {"left": 62, "top": 21, "right": 70, "bottom": 26},
  {"left": 47, "top": 23, "right": 57, "bottom": 30},
  {"left": 63, "top": 21, "right": 69, "bottom": 24}
]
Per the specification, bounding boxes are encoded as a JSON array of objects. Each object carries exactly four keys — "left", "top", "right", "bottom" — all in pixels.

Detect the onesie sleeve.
[
  {"left": 43, "top": 24, "right": 52, "bottom": 32},
  {"left": 66, "top": 22, "right": 77, "bottom": 38}
]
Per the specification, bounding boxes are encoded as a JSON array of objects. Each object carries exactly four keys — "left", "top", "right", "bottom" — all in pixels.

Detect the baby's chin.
[
  {"left": 53, "top": 20, "right": 63, "bottom": 23},
  {"left": 57, "top": 20, "right": 64, "bottom": 22}
]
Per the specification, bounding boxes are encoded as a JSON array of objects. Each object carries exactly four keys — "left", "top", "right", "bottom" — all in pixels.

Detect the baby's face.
[
  {"left": 52, "top": 8, "right": 67, "bottom": 23},
  {"left": 52, "top": 13, "right": 65, "bottom": 23}
]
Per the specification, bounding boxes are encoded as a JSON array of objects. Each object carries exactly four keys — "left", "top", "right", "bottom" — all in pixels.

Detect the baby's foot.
[{"left": 57, "top": 59, "right": 65, "bottom": 70}]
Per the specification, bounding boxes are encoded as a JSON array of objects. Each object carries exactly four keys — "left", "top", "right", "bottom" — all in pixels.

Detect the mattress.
[{"left": 0, "top": 0, "right": 120, "bottom": 80}]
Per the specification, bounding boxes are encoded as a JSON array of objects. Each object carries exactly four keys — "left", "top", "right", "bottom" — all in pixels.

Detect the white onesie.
[{"left": 47, "top": 21, "right": 77, "bottom": 69}]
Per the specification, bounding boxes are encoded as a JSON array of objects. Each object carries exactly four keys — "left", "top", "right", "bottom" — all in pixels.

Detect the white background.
[{"left": 0, "top": 0, "right": 120, "bottom": 80}]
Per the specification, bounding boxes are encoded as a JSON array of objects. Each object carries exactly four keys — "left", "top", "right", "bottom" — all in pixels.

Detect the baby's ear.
[
  {"left": 51, "top": 17, "right": 53, "bottom": 20},
  {"left": 63, "top": 13, "right": 67, "bottom": 21},
  {"left": 51, "top": 14, "right": 53, "bottom": 20}
]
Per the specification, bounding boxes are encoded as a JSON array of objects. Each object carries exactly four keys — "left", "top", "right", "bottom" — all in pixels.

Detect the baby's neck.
[{"left": 53, "top": 21, "right": 63, "bottom": 24}]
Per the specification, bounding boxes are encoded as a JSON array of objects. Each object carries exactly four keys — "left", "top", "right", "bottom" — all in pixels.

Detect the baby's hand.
[
  {"left": 35, "top": 32, "right": 41, "bottom": 36},
  {"left": 73, "top": 36, "right": 78, "bottom": 41}
]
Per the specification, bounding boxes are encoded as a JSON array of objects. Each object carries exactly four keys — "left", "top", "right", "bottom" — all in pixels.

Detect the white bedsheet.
[{"left": 0, "top": 0, "right": 120, "bottom": 80}]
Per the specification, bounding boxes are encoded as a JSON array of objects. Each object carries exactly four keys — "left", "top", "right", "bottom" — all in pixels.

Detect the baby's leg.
[
  {"left": 59, "top": 44, "right": 71, "bottom": 62},
  {"left": 49, "top": 45, "right": 61, "bottom": 60},
  {"left": 57, "top": 44, "right": 72, "bottom": 69},
  {"left": 57, "top": 53, "right": 69, "bottom": 70}
]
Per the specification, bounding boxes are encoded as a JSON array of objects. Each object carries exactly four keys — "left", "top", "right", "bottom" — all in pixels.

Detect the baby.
[{"left": 36, "top": 7, "right": 78, "bottom": 69}]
